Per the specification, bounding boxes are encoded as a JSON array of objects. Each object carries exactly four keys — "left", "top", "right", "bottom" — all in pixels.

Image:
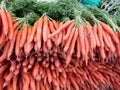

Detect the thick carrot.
[
  {"left": 36, "top": 18, "right": 43, "bottom": 51},
  {"left": 48, "top": 21, "right": 71, "bottom": 39},
  {"left": 0, "top": 9, "right": 8, "bottom": 35},
  {"left": 5, "top": 72, "right": 14, "bottom": 81},
  {"left": 0, "top": 42, "right": 10, "bottom": 62},
  {"left": 85, "top": 21, "right": 96, "bottom": 50},
  {"left": 6, "top": 12, "right": 14, "bottom": 40},
  {"left": 97, "top": 24, "right": 104, "bottom": 48},
  {"left": 15, "top": 30, "right": 22, "bottom": 57},
  {"left": 63, "top": 22, "right": 75, "bottom": 40},
  {"left": 8, "top": 30, "right": 18, "bottom": 59},
  {"left": 43, "top": 16, "right": 49, "bottom": 42},
  {"left": 64, "top": 27, "right": 75, "bottom": 52},
  {"left": 93, "top": 24, "right": 100, "bottom": 47},
  {"left": 78, "top": 24, "right": 85, "bottom": 58},
  {"left": 0, "top": 31, "right": 6, "bottom": 48},
  {"left": 29, "top": 74, "right": 36, "bottom": 90},
  {"left": 13, "top": 21, "right": 19, "bottom": 30},
  {"left": 28, "top": 20, "right": 38, "bottom": 42},
  {"left": 56, "top": 22, "right": 63, "bottom": 45},
  {"left": 100, "top": 21, "right": 119, "bottom": 44},
  {"left": 32, "top": 62, "right": 39, "bottom": 78},
  {"left": 46, "top": 26, "right": 52, "bottom": 50},
  {"left": 46, "top": 68, "right": 52, "bottom": 83},
  {"left": 20, "top": 23, "right": 28, "bottom": 48},
  {"left": 12, "top": 75, "right": 18, "bottom": 90},
  {"left": 99, "top": 48, "right": 106, "bottom": 63}
]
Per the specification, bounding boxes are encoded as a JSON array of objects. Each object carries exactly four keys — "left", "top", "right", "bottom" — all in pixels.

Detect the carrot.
[
  {"left": 0, "top": 63, "right": 9, "bottom": 74},
  {"left": 8, "top": 30, "right": 18, "bottom": 59},
  {"left": 66, "top": 29, "right": 78, "bottom": 65},
  {"left": 97, "top": 24, "right": 104, "bottom": 48},
  {"left": 20, "top": 23, "right": 28, "bottom": 48},
  {"left": 63, "top": 22, "right": 75, "bottom": 40},
  {"left": 36, "top": 80, "right": 40, "bottom": 90},
  {"left": 0, "top": 9, "right": 8, "bottom": 35},
  {"left": 46, "top": 26, "right": 52, "bottom": 50},
  {"left": 36, "top": 18, "right": 43, "bottom": 51},
  {"left": 52, "top": 20, "right": 59, "bottom": 30},
  {"left": 61, "top": 28, "right": 66, "bottom": 47},
  {"left": 99, "top": 48, "right": 106, "bottom": 63},
  {"left": 46, "top": 68, "right": 52, "bottom": 83},
  {"left": 12, "top": 75, "right": 18, "bottom": 90},
  {"left": 0, "top": 42, "right": 10, "bottom": 62},
  {"left": 5, "top": 72, "right": 14, "bottom": 81},
  {"left": 85, "top": 21, "right": 96, "bottom": 50},
  {"left": 29, "top": 74, "right": 36, "bottom": 90},
  {"left": 13, "top": 21, "right": 19, "bottom": 30},
  {"left": 29, "top": 56, "right": 35, "bottom": 65},
  {"left": 28, "top": 21, "right": 38, "bottom": 42},
  {"left": 76, "top": 34, "right": 81, "bottom": 59},
  {"left": 40, "top": 80, "right": 45, "bottom": 90},
  {"left": 115, "top": 33, "right": 120, "bottom": 57},
  {"left": 10, "top": 61, "right": 16, "bottom": 72},
  {"left": 64, "top": 27, "right": 75, "bottom": 52},
  {"left": 32, "top": 62, "right": 39, "bottom": 78},
  {"left": 22, "top": 58, "right": 28, "bottom": 67},
  {"left": 48, "top": 21, "right": 71, "bottom": 39},
  {"left": 78, "top": 24, "right": 86, "bottom": 58},
  {"left": 93, "top": 24, "right": 100, "bottom": 47},
  {"left": 43, "top": 16, "right": 49, "bottom": 42},
  {"left": 100, "top": 21, "right": 119, "bottom": 44},
  {"left": 7, "top": 83, "right": 13, "bottom": 90},
  {"left": 106, "top": 32, "right": 116, "bottom": 53},
  {"left": 6, "top": 11, "right": 15, "bottom": 40},
  {"left": 0, "top": 31, "right": 6, "bottom": 48},
  {"left": 12, "top": 19, "right": 16, "bottom": 24}
]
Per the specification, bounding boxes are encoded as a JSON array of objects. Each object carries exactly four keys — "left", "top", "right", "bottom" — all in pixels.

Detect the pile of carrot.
[{"left": 0, "top": 9, "right": 120, "bottom": 90}]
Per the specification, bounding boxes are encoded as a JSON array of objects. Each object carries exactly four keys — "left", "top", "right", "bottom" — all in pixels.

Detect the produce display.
[{"left": 0, "top": 0, "right": 120, "bottom": 90}]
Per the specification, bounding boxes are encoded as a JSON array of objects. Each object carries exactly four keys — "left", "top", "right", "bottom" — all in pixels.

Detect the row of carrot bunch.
[{"left": 0, "top": 9, "right": 120, "bottom": 90}]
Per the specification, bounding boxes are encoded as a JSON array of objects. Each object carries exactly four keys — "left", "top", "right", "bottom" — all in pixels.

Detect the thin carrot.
[
  {"left": 52, "top": 20, "right": 59, "bottom": 30},
  {"left": 13, "top": 21, "right": 19, "bottom": 30},
  {"left": 28, "top": 20, "right": 38, "bottom": 42},
  {"left": 48, "top": 21, "right": 71, "bottom": 39},
  {"left": 46, "top": 68, "right": 52, "bottom": 83},
  {"left": 29, "top": 74, "right": 36, "bottom": 90},
  {"left": 36, "top": 80, "right": 40, "bottom": 90},
  {"left": 20, "top": 23, "right": 28, "bottom": 48},
  {"left": 0, "top": 63, "right": 9, "bottom": 74},
  {"left": 5, "top": 72, "right": 14, "bottom": 81},
  {"left": 0, "top": 9, "right": 8, "bottom": 35},
  {"left": 78, "top": 24, "right": 85, "bottom": 58},
  {"left": 100, "top": 21, "right": 119, "bottom": 44},
  {"left": 66, "top": 29, "right": 78, "bottom": 65},
  {"left": 0, "top": 42, "right": 10, "bottom": 62},
  {"left": 99, "top": 48, "right": 106, "bottom": 63},
  {"left": 6, "top": 11, "right": 14, "bottom": 40},
  {"left": 63, "top": 22, "right": 75, "bottom": 40},
  {"left": 0, "top": 31, "right": 6, "bottom": 48},
  {"left": 64, "top": 27, "right": 75, "bottom": 52},
  {"left": 43, "top": 16, "right": 49, "bottom": 42}
]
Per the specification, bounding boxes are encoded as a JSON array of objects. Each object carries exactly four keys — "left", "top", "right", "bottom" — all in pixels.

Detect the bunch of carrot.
[{"left": 0, "top": 9, "right": 120, "bottom": 90}]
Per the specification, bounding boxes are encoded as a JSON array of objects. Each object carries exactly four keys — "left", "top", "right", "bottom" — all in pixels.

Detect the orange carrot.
[
  {"left": 52, "top": 20, "right": 59, "bottom": 30},
  {"left": 48, "top": 21, "right": 71, "bottom": 39},
  {"left": 0, "top": 31, "right": 6, "bottom": 48},
  {"left": 43, "top": 16, "right": 49, "bottom": 42},
  {"left": 20, "top": 23, "right": 28, "bottom": 48},
  {"left": 5, "top": 72, "right": 14, "bottom": 81},
  {"left": 36, "top": 80, "right": 40, "bottom": 90},
  {"left": 93, "top": 24, "right": 100, "bottom": 47},
  {"left": 64, "top": 27, "right": 75, "bottom": 52},
  {"left": 8, "top": 30, "right": 18, "bottom": 59},
  {"left": 0, "top": 9, "right": 8, "bottom": 35},
  {"left": 99, "top": 48, "right": 106, "bottom": 63},
  {"left": 13, "top": 21, "right": 19, "bottom": 30},
  {"left": 32, "top": 62, "right": 39, "bottom": 78},
  {"left": 12, "top": 19, "right": 16, "bottom": 24},
  {"left": 0, "top": 63, "right": 9, "bottom": 74},
  {"left": 46, "top": 26, "right": 52, "bottom": 50},
  {"left": 63, "top": 22, "right": 75, "bottom": 40},
  {"left": 78, "top": 24, "right": 85, "bottom": 58},
  {"left": 15, "top": 30, "right": 22, "bottom": 57},
  {"left": 0, "top": 42, "right": 10, "bottom": 62},
  {"left": 46, "top": 68, "right": 52, "bottom": 83},
  {"left": 66, "top": 29, "right": 78, "bottom": 65},
  {"left": 12, "top": 75, "right": 18, "bottom": 90},
  {"left": 28, "top": 21, "right": 38, "bottom": 42},
  {"left": 29, "top": 74, "right": 36, "bottom": 90},
  {"left": 100, "top": 21, "right": 119, "bottom": 44},
  {"left": 56, "top": 22, "right": 63, "bottom": 45},
  {"left": 97, "top": 24, "right": 104, "bottom": 48},
  {"left": 6, "top": 12, "right": 14, "bottom": 40}
]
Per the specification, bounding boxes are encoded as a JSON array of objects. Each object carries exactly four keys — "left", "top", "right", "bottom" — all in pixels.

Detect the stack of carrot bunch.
[{"left": 0, "top": 9, "right": 120, "bottom": 90}]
